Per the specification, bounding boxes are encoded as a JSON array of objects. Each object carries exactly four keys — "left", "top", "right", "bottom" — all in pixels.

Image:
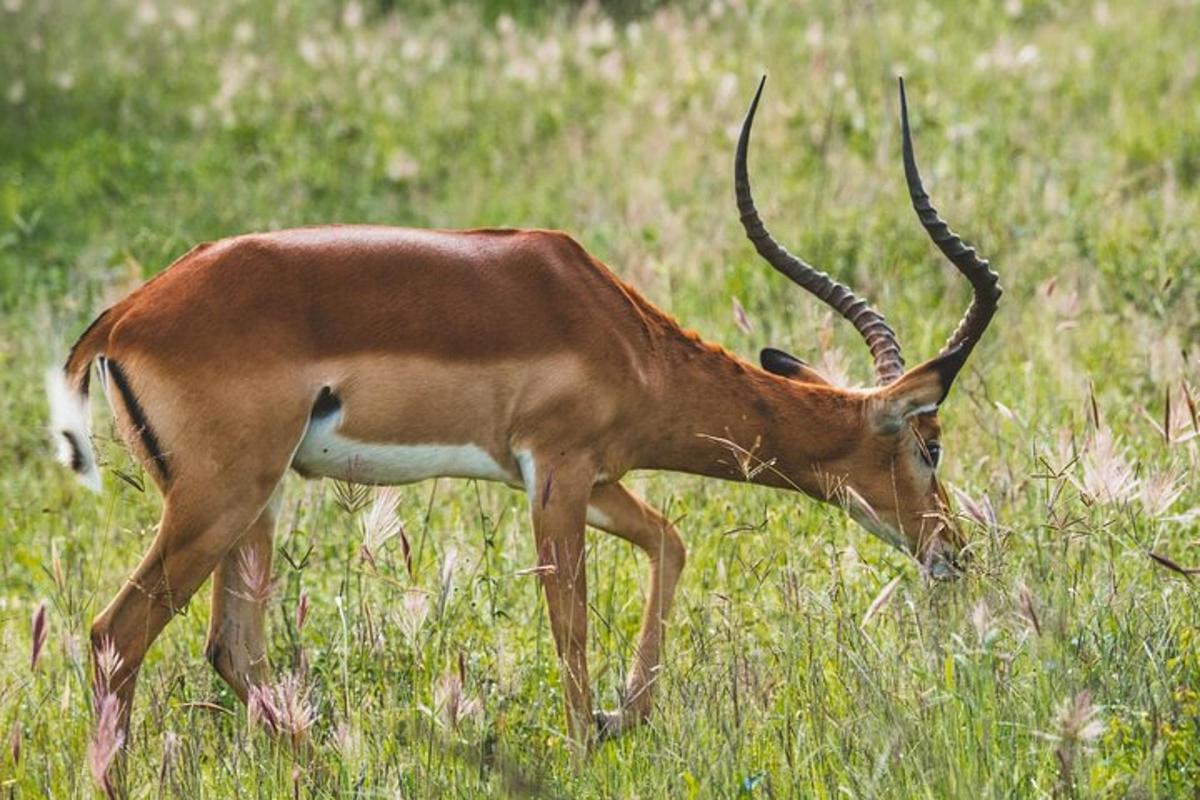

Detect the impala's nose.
[
  {"left": 924, "top": 534, "right": 965, "bottom": 581},
  {"left": 928, "top": 553, "right": 962, "bottom": 581}
]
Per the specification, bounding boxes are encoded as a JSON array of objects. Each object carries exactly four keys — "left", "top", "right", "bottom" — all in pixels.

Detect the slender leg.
[
  {"left": 523, "top": 455, "right": 596, "bottom": 755},
  {"left": 587, "top": 483, "right": 686, "bottom": 738},
  {"left": 204, "top": 497, "right": 279, "bottom": 701},
  {"left": 89, "top": 489, "right": 274, "bottom": 730},
  {"left": 88, "top": 363, "right": 311, "bottom": 735}
]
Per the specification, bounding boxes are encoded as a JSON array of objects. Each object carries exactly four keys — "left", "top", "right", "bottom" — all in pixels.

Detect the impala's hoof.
[
  {"left": 595, "top": 708, "right": 648, "bottom": 741},
  {"left": 594, "top": 709, "right": 625, "bottom": 742}
]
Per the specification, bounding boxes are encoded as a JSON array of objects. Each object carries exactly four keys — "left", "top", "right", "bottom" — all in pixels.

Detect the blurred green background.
[{"left": 2, "top": 1, "right": 1198, "bottom": 797}]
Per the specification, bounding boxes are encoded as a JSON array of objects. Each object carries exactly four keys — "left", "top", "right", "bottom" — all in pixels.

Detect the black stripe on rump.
[{"left": 106, "top": 360, "right": 171, "bottom": 481}]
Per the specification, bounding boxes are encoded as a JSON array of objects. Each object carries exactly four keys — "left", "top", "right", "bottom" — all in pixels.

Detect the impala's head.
[{"left": 736, "top": 76, "right": 1001, "bottom": 577}]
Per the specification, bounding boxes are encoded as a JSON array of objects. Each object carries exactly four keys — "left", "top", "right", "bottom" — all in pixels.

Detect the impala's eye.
[{"left": 922, "top": 440, "right": 942, "bottom": 468}]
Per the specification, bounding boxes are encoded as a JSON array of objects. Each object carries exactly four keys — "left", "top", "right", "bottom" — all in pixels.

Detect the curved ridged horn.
[
  {"left": 735, "top": 75, "right": 906, "bottom": 386},
  {"left": 898, "top": 77, "right": 1001, "bottom": 361}
]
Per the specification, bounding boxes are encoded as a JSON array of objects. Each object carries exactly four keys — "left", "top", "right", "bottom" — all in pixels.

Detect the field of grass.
[{"left": 3, "top": 0, "right": 1200, "bottom": 796}]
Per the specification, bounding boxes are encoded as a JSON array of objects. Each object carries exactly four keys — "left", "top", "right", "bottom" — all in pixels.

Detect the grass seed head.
[
  {"left": 1015, "top": 582, "right": 1042, "bottom": 636},
  {"left": 1138, "top": 469, "right": 1184, "bottom": 518},
  {"left": 247, "top": 683, "right": 280, "bottom": 733},
  {"left": 970, "top": 599, "right": 994, "bottom": 644},
  {"left": 159, "top": 731, "right": 180, "bottom": 783},
  {"left": 398, "top": 589, "right": 430, "bottom": 645},
  {"left": 234, "top": 549, "right": 278, "bottom": 605},
  {"left": 295, "top": 590, "right": 310, "bottom": 632},
  {"left": 1076, "top": 426, "right": 1137, "bottom": 505},
  {"left": 1054, "top": 690, "right": 1103, "bottom": 748},
  {"left": 435, "top": 671, "right": 481, "bottom": 729},
  {"left": 439, "top": 547, "right": 459, "bottom": 610},
  {"left": 860, "top": 575, "right": 902, "bottom": 629},
  {"left": 732, "top": 297, "right": 753, "bottom": 334},
  {"left": 30, "top": 601, "right": 47, "bottom": 672},
  {"left": 361, "top": 486, "right": 403, "bottom": 564},
  {"left": 248, "top": 674, "right": 316, "bottom": 749},
  {"left": 333, "top": 722, "right": 361, "bottom": 763},
  {"left": 88, "top": 691, "right": 125, "bottom": 798},
  {"left": 94, "top": 636, "right": 124, "bottom": 694}
]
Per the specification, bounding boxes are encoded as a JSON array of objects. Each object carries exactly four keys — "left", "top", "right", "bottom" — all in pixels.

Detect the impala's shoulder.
[{"left": 487, "top": 227, "right": 588, "bottom": 255}]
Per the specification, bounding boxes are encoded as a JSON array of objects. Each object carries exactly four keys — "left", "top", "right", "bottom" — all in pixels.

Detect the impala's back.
[{"left": 54, "top": 225, "right": 667, "bottom": 494}]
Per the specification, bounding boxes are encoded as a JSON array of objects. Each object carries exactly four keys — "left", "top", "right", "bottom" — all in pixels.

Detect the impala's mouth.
[
  {"left": 927, "top": 554, "right": 962, "bottom": 581},
  {"left": 922, "top": 535, "right": 964, "bottom": 581}
]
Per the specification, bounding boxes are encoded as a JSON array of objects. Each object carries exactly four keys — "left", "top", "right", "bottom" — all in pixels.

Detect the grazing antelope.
[{"left": 47, "top": 77, "right": 997, "bottom": 749}]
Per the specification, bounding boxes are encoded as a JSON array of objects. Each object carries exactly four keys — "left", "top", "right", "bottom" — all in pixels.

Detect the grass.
[{"left": 2, "top": 0, "right": 1199, "bottom": 796}]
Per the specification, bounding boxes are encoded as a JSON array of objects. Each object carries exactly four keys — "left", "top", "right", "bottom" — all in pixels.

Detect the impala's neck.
[{"left": 635, "top": 337, "right": 864, "bottom": 496}]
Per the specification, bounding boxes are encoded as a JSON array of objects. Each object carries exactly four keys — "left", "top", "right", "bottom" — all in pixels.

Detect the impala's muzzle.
[
  {"left": 846, "top": 498, "right": 964, "bottom": 581},
  {"left": 921, "top": 515, "right": 967, "bottom": 581},
  {"left": 925, "top": 543, "right": 963, "bottom": 581}
]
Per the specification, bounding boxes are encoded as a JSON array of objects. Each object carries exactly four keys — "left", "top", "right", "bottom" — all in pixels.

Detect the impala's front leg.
[
  {"left": 524, "top": 455, "right": 596, "bottom": 755},
  {"left": 587, "top": 483, "right": 686, "bottom": 739}
]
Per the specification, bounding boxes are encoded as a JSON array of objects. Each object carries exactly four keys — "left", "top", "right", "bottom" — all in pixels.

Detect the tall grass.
[{"left": 1, "top": 0, "right": 1198, "bottom": 796}]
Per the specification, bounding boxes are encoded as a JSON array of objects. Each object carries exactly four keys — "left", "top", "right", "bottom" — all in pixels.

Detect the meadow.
[{"left": 2, "top": 0, "right": 1199, "bottom": 796}]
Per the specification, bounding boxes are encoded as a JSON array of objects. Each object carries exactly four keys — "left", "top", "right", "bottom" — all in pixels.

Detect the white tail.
[{"left": 45, "top": 367, "right": 100, "bottom": 492}]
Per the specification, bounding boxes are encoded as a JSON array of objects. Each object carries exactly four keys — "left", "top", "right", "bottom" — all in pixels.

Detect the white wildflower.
[{"left": 384, "top": 149, "right": 419, "bottom": 183}]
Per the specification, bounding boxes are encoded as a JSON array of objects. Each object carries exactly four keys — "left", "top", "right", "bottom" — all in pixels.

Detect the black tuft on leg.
[{"left": 311, "top": 386, "right": 341, "bottom": 418}]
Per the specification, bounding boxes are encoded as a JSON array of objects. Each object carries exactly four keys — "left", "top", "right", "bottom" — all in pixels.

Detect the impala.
[{"left": 47, "top": 77, "right": 998, "bottom": 749}]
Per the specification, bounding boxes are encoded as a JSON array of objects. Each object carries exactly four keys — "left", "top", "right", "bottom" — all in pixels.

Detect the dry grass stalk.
[{"left": 860, "top": 575, "right": 902, "bottom": 629}]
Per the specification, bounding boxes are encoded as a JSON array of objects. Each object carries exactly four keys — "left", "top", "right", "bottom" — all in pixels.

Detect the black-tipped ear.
[
  {"left": 760, "top": 347, "right": 833, "bottom": 386},
  {"left": 760, "top": 347, "right": 808, "bottom": 378},
  {"left": 873, "top": 343, "right": 969, "bottom": 432},
  {"left": 919, "top": 342, "right": 970, "bottom": 406}
]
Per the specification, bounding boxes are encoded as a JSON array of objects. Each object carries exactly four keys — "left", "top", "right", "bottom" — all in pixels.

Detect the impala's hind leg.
[
  {"left": 587, "top": 483, "right": 686, "bottom": 739},
  {"left": 88, "top": 365, "right": 311, "bottom": 731},
  {"left": 89, "top": 483, "right": 278, "bottom": 730},
  {"left": 204, "top": 493, "right": 280, "bottom": 701}
]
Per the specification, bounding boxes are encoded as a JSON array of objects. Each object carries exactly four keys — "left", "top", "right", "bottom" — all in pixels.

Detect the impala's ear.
[
  {"left": 873, "top": 343, "right": 969, "bottom": 433},
  {"left": 760, "top": 347, "right": 806, "bottom": 377},
  {"left": 760, "top": 348, "right": 832, "bottom": 385}
]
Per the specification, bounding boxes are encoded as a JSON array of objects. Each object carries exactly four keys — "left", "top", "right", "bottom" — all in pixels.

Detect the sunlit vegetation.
[{"left": 1, "top": 0, "right": 1198, "bottom": 795}]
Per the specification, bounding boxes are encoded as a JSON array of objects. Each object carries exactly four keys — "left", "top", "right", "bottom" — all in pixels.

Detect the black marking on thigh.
[
  {"left": 106, "top": 360, "right": 171, "bottom": 482},
  {"left": 311, "top": 386, "right": 341, "bottom": 418}
]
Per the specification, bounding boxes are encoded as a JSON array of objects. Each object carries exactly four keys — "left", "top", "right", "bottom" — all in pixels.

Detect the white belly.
[{"left": 292, "top": 413, "right": 514, "bottom": 485}]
